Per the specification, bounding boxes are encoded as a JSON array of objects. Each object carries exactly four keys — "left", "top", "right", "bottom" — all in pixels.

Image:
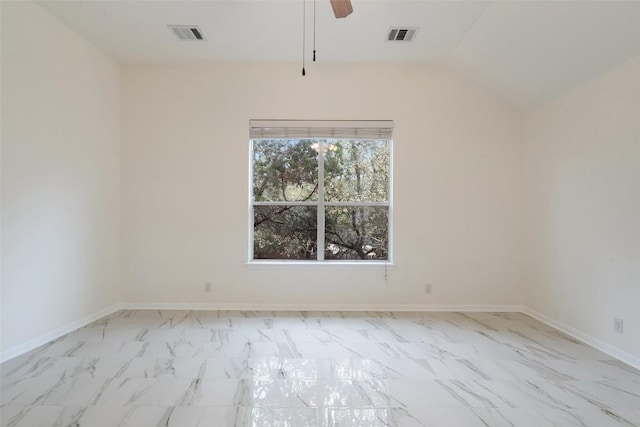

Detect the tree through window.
[{"left": 250, "top": 120, "right": 392, "bottom": 262}]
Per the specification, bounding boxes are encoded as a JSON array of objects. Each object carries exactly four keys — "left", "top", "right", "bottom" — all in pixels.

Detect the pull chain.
[{"left": 302, "top": 0, "right": 306, "bottom": 76}]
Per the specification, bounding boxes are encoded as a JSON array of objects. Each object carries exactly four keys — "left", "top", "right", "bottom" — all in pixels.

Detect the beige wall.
[
  {"left": 523, "top": 56, "right": 640, "bottom": 359},
  {"left": 1, "top": 2, "right": 121, "bottom": 354},
  {"left": 6, "top": 0, "right": 637, "bottom": 365},
  {"left": 121, "top": 64, "right": 524, "bottom": 307}
]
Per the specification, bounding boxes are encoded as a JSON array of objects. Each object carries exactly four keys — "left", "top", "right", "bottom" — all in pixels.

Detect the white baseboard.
[
  {"left": 523, "top": 307, "right": 640, "bottom": 371},
  {"left": 118, "top": 302, "right": 524, "bottom": 313},
  {"left": 3, "top": 302, "right": 637, "bottom": 372},
  {"left": 0, "top": 302, "right": 520, "bottom": 363},
  {"left": 0, "top": 304, "right": 121, "bottom": 363}
]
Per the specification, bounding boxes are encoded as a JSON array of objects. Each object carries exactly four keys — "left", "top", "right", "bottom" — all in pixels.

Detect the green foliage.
[
  {"left": 325, "top": 140, "right": 389, "bottom": 203},
  {"left": 253, "top": 138, "right": 390, "bottom": 260},
  {"left": 253, "top": 139, "right": 318, "bottom": 202},
  {"left": 325, "top": 206, "right": 388, "bottom": 260},
  {"left": 254, "top": 206, "right": 317, "bottom": 259}
]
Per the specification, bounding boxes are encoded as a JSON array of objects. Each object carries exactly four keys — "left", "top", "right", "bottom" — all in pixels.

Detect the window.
[{"left": 249, "top": 120, "right": 393, "bottom": 262}]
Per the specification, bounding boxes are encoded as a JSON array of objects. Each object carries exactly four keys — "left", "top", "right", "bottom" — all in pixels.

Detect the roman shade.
[{"left": 249, "top": 120, "right": 394, "bottom": 140}]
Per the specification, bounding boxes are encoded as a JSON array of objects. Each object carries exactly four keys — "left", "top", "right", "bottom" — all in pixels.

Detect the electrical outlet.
[
  {"left": 424, "top": 283, "right": 432, "bottom": 294},
  {"left": 204, "top": 282, "right": 212, "bottom": 292},
  {"left": 613, "top": 318, "right": 624, "bottom": 334}
]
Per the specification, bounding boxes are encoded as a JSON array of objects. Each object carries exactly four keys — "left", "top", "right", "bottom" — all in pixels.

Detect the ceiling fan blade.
[{"left": 330, "top": 0, "right": 353, "bottom": 18}]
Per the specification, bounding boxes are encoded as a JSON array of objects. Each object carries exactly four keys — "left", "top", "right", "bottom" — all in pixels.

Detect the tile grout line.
[{"left": 2, "top": 302, "right": 639, "bottom": 372}]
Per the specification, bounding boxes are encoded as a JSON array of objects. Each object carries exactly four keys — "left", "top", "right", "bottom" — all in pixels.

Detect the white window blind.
[{"left": 249, "top": 120, "right": 394, "bottom": 140}]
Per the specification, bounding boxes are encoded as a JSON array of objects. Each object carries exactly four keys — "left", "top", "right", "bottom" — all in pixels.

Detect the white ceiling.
[{"left": 38, "top": 0, "right": 640, "bottom": 108}]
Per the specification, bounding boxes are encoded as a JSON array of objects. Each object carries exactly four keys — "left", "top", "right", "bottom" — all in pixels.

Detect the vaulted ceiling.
[{"left": 39, "top": 0, "right": 640, "bottom": 108}]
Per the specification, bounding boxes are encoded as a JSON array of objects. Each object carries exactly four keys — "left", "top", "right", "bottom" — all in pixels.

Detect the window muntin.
[{"left": 250, "top": 136, "right": 392, "bottom": 262}]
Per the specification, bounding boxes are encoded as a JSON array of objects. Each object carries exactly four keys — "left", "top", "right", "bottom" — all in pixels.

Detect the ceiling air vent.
[
  {"left": 387, "top": 27, "right": 418, "bottom": 42},
  {"left": 168, "top": 25, "right": 206, "bottom": 41}
]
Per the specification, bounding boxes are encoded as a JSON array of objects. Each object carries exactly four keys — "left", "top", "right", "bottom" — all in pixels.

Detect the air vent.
[
  {"left": 387, "top": 27, "right": 418, "bottom": 42},
  {"left": 168, "top": 25, "right": 206, "bottom": 41}
]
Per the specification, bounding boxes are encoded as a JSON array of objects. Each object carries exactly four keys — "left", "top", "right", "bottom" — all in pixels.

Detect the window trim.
[
  {"left": 245, "top": 260, "right": 397, "bottom": 269},
  {"left": 248, "top": 134, "right": 393, "bottom": 264}
]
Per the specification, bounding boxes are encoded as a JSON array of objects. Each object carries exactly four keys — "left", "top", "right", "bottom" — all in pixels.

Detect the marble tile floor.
[{"left": 1, "top": 310, "right": 640, "bottom": 427}]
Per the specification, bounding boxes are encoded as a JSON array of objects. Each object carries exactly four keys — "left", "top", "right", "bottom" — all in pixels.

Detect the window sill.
[{"left": 246, "top": 261, "right": 396, "bottom": 270}]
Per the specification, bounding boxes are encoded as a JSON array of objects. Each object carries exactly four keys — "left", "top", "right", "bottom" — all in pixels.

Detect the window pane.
[
  {"left": 253, "top": 139, "right": 318, "bottom": 202},
  {"left": 325, "top": 206, "right": 388, "bottom": 260},
  {"left": 254, "top": 205, "right": 318, "bottom": 260},
  {"left": 324, "top": 139, "right": 390, "bottom": 203}
]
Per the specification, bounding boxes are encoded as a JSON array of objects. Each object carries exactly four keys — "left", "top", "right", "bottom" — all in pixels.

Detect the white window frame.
[{"left": 248, "top": 125, "right": 393, "bottom": 265}]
